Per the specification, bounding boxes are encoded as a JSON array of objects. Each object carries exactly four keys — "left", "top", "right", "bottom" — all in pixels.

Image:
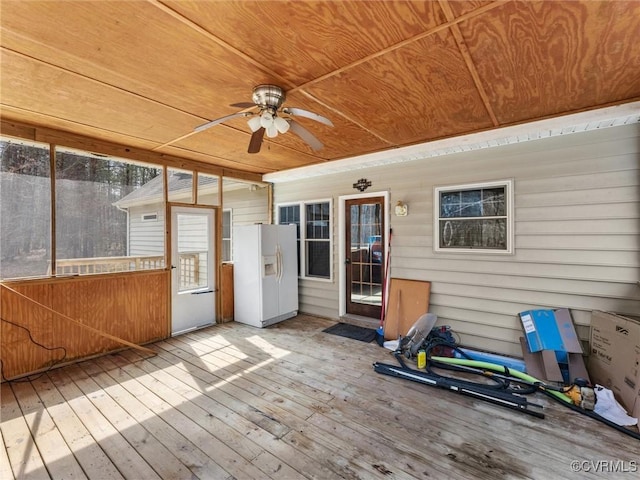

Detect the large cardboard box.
[{"left": 589, "top": 311, "right": 640, "bottom": 419}]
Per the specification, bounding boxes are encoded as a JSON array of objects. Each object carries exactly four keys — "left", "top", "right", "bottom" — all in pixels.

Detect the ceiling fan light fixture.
[
  {"left": 260, "top": 111, "right": 274, "bottom": 129},
  {"left": 265, "top": 123, "right": 279, "bottom": 138},
  {"left": 247, "top": 115, "right": 262, "bottom": 132},
  {"left": 274, "top": 116, "right": 290, "bottom": 134}
]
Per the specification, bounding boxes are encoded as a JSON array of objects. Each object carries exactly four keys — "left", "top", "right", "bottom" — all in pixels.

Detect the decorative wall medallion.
[{"left": 353, "top": 178, "right": 372, "bottom": 192}]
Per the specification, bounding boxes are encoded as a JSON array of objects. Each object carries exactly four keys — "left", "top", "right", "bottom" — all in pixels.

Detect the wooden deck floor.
[{"left": 1, "top": 314, "right": 638, "bottom": 480}]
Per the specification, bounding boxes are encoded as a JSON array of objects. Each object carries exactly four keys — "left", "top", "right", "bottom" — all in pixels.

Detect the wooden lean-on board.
[{"left": 383, "top": 278, "right": 431, "bottom": 340}]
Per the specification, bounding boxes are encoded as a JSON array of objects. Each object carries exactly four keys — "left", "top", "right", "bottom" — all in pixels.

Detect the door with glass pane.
[
  {"left": 171, "top": 206, "right": 216, "bottom": 335},
  {"left": 345, "top": 197, "right": 384, "bottom": 318}
]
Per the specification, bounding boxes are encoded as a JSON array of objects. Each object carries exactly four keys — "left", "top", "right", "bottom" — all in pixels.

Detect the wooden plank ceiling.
[{"left": 1, "top": 1, "right": 639, "bottom": 176}]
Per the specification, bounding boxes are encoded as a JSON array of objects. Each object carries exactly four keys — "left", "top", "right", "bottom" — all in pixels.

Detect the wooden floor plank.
[
  {"left": 152, "top": 341, "right": 318, "bottom": 421},
  {"left": 75, "top": 360, "right": 233, "bottom": 480},
  {"left": 46, "top": 369, "right": 162, "bottom": 480},
  {"left": 118, "top": 350, "right": 346, "bottom": 479},
  {"left": 10, "top": 381, "right": 87, "bottom": 480},
  {"left": 152, "top": 334, "right": 456, "bottom": 479},
  {"left": 95, "top": 353, "right": 277, "bottom": 480},
  {"left": 146, "top": 344, "right": 409, "bottom": 479},
  {"left": 28, "top": 375, "right": 124, "bottom": 480},
  {"left": 0, "top": 383, "right": 49, "bottom": 479},
  {"left": 168, "top": 335, "right": 336, "bottom": 404},
  {"left": 2, "top": 314, "right": 639, "bottom": 480},
  {"left": 94, "top": 352, "right": 287, "bottom": 480},
  {"left": 0, "top": 428, "right": 16, "bottom": 480},
  {"left": 62, "top": 363, "right": 196, "bottom": 480}
]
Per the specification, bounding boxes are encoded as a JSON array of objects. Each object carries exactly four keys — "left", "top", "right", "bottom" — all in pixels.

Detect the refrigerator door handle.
[{"left": 276, "top": 244, "right": 283, "bottom": 283}]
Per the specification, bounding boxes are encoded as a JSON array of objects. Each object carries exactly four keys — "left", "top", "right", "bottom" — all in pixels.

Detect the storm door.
[{"left": 345, "top": 197, "right": 385, "bottom": 318}]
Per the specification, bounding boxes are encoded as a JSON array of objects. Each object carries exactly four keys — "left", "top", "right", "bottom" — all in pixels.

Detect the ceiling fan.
[{"left": 194, "top": 84, "right": 334, "bottom": 154}]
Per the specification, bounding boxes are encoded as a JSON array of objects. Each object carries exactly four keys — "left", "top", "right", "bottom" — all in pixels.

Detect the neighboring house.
[{"left": 114, "top": 171, "right": 269, "bottom": 262}]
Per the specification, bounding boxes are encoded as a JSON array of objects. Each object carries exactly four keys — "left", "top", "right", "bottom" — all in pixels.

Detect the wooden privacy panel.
[
  {"left": 0, "top": 271, "right": 168, "bottom": 379},
  {"left": 383, "top": 278, "right": 431, "bottom": 340},
  {"left": 220, "top": 263, "right": 234, "bottom": 323}
]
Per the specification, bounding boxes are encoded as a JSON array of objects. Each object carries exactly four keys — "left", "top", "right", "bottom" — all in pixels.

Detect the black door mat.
[{"left": 322, "top": 323, "right": 377, "bottom": 343}]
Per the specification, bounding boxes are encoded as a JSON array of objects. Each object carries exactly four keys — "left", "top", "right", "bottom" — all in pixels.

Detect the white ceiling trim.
[{"left": 263, "top": 101, "right": 640, "bottom": 183}]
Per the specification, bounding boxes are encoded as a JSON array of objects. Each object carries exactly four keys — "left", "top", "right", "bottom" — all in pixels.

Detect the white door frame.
[{"left": 338, "top": 190, "right": 389, "bottom": 317}]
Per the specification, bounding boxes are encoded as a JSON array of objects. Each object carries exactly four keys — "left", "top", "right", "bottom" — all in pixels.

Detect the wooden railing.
[
  {"left": 49, "top": 253, "right": 204, "bottom": 289},
  {"left": 49, "top": 255, "right": 165, "bottom": 275}
]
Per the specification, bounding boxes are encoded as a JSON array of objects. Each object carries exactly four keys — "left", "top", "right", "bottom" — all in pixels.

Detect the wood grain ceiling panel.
[
  {"left": 1, "top": 0, "right": 638, "bottom": 177},
  {"left": 157, "top": 145, "right": 265, "bottom": 174},
  {"left": 0, "top": 107, "right": 160, "bottom": 153},
  {"left": 304, "top": 30, "right": 494, "bottom": 145},
  {"left": 0, "top": 50, "right": 200, "bottom": 144},
  {"left": 447, "top": 0, "right": 496, "bottom": 19},
  {"left": 0, "top": 0, "right": 264, "bottom": 119},
  {"left": 164, "top": 0, "right": 447, "bottom": 86},
  {"left": 459, "top": 0, "right": 640, "bottom": 124},
  {"left": 252, "top": 90, "right": 391, "bottom": 159}
]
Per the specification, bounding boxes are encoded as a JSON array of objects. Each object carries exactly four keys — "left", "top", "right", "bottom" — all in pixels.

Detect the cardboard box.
[
  {"left": 518, "top": 308, "right": 589, "bottom": 385},
  {"left": 519, "top": 308, "right": 583, "bottom": 353},
  {"left": 589, "top": 311, "right": 640, "bottom": 419}
]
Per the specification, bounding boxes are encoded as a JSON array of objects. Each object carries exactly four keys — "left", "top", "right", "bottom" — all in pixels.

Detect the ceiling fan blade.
[
  {"left": 247, "top": 127, "right": 265, "bottom": 154},
  {"left": 194, "top": 111, "right": 250, "bottom": 133},
  {"left": 282, "top": 107, "right": 334, "bottom": 127},
  {"left": 230, "top": 102, "right": 257, "bottom": 108},
  {"left": 288, "top": 120, "right": 324, "bottom": 151}
]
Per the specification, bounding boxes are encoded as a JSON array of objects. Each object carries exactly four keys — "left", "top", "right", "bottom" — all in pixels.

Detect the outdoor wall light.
[{"left": 395, "top": 200, "right": 408, "bottom": 216}]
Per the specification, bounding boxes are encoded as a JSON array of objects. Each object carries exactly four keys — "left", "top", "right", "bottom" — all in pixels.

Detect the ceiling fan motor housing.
[{"left": 252, "top": 84, "right": 286, "bottom": 110}]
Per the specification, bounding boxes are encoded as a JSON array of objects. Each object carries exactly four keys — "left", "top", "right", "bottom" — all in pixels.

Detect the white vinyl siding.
[
  {"left": 126, "top": 186, "right": 268, "bottom": 258},
  {"left": 216, "top": 186, "right": 269, "bottom": 226},
  {"left": 272, "top": 123, "right": 640, "bottom": 357},
  {"left": 129, "top": 202, "right": 165, "bottom": 256}
]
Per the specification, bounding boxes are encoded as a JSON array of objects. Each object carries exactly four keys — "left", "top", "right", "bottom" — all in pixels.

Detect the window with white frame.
[
  {"left": 277, "top": 200, "right": 331, "bottom": 279},
  {"left": 434, "top": 180, "right": 513, "bottom": 253},
  {"left": 222, "top": 209, "right": 232, "bottom": 262}
]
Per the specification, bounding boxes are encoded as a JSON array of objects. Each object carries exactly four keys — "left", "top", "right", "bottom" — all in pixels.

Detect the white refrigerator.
[{"left": 233, "top": 224, "right": 298, "bottom": 327}]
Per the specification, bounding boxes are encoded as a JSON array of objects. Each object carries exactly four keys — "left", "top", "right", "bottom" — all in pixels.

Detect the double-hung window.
[
  {"left": 277, "top": 200, "right": 332, "bottom": 280},
  {"left": 434, "top": 180, "right": 513, "bottom": 254}
]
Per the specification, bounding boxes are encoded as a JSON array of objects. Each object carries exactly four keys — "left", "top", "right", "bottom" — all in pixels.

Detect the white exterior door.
[{"left": 171, "top": 206, "right": 216, "bottom": 335}]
